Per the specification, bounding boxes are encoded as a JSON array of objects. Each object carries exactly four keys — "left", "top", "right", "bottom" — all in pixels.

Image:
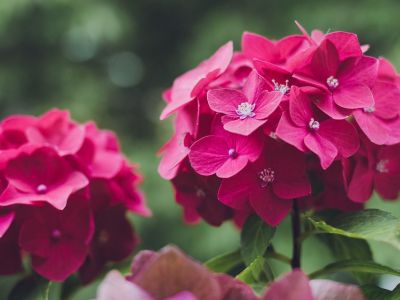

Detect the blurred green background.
[{"left": 1, "top": 0, "right": 400, "bottom": 298}]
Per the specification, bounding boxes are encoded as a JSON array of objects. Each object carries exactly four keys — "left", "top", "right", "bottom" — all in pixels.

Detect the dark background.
[{"left": 0, "top": 0, "right": 400, "bottom": 298}]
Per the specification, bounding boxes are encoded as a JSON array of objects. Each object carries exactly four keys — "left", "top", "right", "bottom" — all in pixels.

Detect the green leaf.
[
  {"left": 241, "top": 215, "right": 276, "bottom": 266},
  {"left": 362, "top": 283, "right": 400, "bottom": 300},
  {"left": 308, "top": 209, "right": 400, "bottom": 249},
  {"left": 204, "top": 249, "right": 242, "bottom": 273},
  {"left": 309, "top": 260, "right": 400, "bottom": 279},
  {"left": 317, "top": 235, "right": 373, "bottom": 283},
  {"left": 362, "top": 285, "right": 393, "bottom": 300},
  {"left": 236, "top": 256, "right": 274, "bottom": 289}
]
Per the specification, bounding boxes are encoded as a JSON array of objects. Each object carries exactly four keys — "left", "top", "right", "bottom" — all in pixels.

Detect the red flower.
[
  {"left": 18, "top": 196, "right": 94, "bottom": 281},
  {"left": 218, "top": 139, "right": 311, "bottom": 226}
]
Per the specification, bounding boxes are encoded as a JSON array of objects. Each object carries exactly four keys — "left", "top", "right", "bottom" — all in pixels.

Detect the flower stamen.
[
  {"left": 326, "top": 76, "right": 339, "bottom": 89},
  {"left": 258, "top": 168, "right": 275, "bottom": 187},
  {"left": 236, "top": 102, "right": 256, "bottom": 119},
  {"left": 272, "top": 79, "right": 290, "bottom": 94},
  {"left": 309, "top": 118, "right": 320, "bottom": 130}
]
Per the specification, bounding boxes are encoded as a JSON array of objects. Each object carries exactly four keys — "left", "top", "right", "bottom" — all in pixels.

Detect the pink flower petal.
[
  {"left": 241, "top": 32, "right": 279, "bottom": 62},
  {"left": 339, "top": 56, "right": 378, "bottom": 86},
  {"left": 0, "top": 211, "right": 15, "bottom": 238},
  {"left": 353, "top": 110, "right": 390, "bottom": 145},
  {"left": 189, "top": 135, "right": 230, "bottom": 176},
  {"left": 318, "top": 119, "right": 359, "bottom": 158},
  {"left": 161, "top": 42, "right": 233, "bottom": 119},
  {"left": 304, "top": 133, "right": 338, "bottom": 169},
  {"left": 223, "top": 118, "right": 266, "bottom": 136},
  {"left": 325, "top": 31, "right": 362, "bottom": 60},
  {"left": 333, "top": 83, "right": 374, "bottom": 109},
  {"left": 249, "top": 188, "right": 291, "bottom": 226},
  {"left": 310, "top": 279, "right": 365, "bottom": 300},
  {"left": 263, "top": 270, "right": 313, "bottom": 300},
  {"left": 96, "top": 270, "right": 153, "bottom": 300},
  {"left": 315, "top": 93, "right": 351, "bottom": 120},
  {"left": 309, "top": 39, "right": 340, "bottom": 80},
  {"left": 347, "top": 159, "right": 375, "bottom": 202},
  {"left": 289, "top": 86, "right": 314, "bottom": 126},
  {"left": 253, "top": 91, "right": 283, "bottom": 120},
  {"left": 242, "top": 70, "right": 270, "bottom": 101},
  {"left": 207, "top": 89, "right": 248, "bottom": 115},
  {"left": 275, "top": 112, "right": 308, "bottom": 152}
]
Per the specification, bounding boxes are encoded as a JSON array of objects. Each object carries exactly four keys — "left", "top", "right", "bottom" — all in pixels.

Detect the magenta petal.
[
  {"left": 318, "top": 119, "right": 360, "bottom": 158},
  {"left": 216, "top": 156, "right": 248, "bottom": 178},
  {"left": 273, "top": 176, "right": 311, "bottom": 200},
  {"left": 347, "top": 160, "right": 375, "bottom": 202},
  {"left": 253, "top": 91, "right": 283, "bottom": 120},
  {"left": 189, "top": 135, "right": 229, "bottom": 176},
  {"left": 249, "top": 188, "right": 291, "bottom": 226},
  {"left": 375, "top": 173, "right": 400, "bottom": 200},
  {"left": 218, "top": 173, "right": 253, "bottom": 210},
  {"left": 32, "top": 240, "right": 88, "bottom": 282},
  {"left": 315, "top": 93, "right": 351, "bottom": 120},
  {"left": 160, "top": 42, "right": 233, "bottom": 119},
  {"left": 96, "top": 270, "right": 153, "bottom": 300},
  {"left": 158, "top": 133, "right": 191, "bottom": 180},
  {"left": 241, "top": 32, "right": 278, "bottom": 62},
  {"left": 372, "top": 81, "right": 400, "bottom": 120},
  {"left": 304, "top": 134, "right": 338, "bottom": 169},
  {"left": 353, "top": 110, "right": 390, "bottom": 145},
  {"left": 333, "top": 83, "right": 374, "bottom": 109},
  {"left": 263, "top": 270, "right": 313, "bottom": 300},
  {"left": 325, "top": 31, "right": 362, "bottom": 60},
  {"left": 207, "top": 89, "right": 248, "bottom": 115},
  {"left": 275, "top": 112, "right": 308, "bottom": 152},
  {"left": 91, "top": 151, "right": 123, "bottom": 179},
  {"left": 0, "top": 211, "right": 15, "bottom": 238},
  {"left": 310, "top": 279, "right": 365, "bottom": 300},
  {"left": 289, "top": 86, "right": 314, "bottom": 126},
  {"left": 340, "top": 56, "right": 378, "bottom": 86},
  {"left": 310, "top": 39, "right": 340, "bottom": 80},
  {"left": 223, "top": 118, "right": 266, "bottom": 136},
  {"left": 242, "top": 70, "right": 269, "bottom": 101}
]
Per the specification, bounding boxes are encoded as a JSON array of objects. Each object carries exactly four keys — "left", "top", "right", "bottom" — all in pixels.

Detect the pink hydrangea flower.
[
  {"left": 207, "top": 71, "right": 283, "bottom": 135},
  {"left": 218, "top": 139, "right": 311, "bottom": 226},
  {"left": 346, "top": 138, "right": 400, "bottom": 202},
  {"left": 0, "top": 147, "right": 88, "bottom": 210},
  {"left": 19, "top": 196, "right": 94, "bottom": 281},
  {"left": 0, "top": 109, "right": 149, "bottom": 282},
  {"left": 276, "top": 86, "right": 359, "bottom": 169},
  {"left": 189, "top": 117, "right": 264, "bottom": 178},
  {"left": 159, "top": 25, "right": 400, "bottom": 226},
  {"left": 263, "top": 269, "right": 365, "bottom": 300},
  {"left": 95, "top": 245, "right": 257, "bottom": 300},
  {"left": 294, "top": 39, "right": 378, "bottom": 119},
  {"left": 160, "top": 42, "right": 233, "bottom": 119}
]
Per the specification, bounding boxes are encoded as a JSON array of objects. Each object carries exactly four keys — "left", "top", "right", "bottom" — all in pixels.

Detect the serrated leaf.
[
  {"left": 308, "top": 209, "right": 400, "bottom": 249},
  {"left": 236, "top": 256, "right": 274, "bottom": 288},
  {"left": 204, "top": 249, "right": 242, "bottom": 273},
  {"left": 309, "top": 260, "right": 400, "bottom": 279},
  {"left": 318, "top": 235, "right": 373, "bottom": 283},
  {"left": 241, "top": 215, "right": 276, "bottom": 266}
]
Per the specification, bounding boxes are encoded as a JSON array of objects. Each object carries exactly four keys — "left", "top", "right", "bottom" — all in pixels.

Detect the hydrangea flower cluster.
[
  {"left": 95, "top": 245, "right": 365, "bottom": 300},
  {"left": 158, "top": 23, "right": 400, "bottom": 226},
  {"left": 0, "top": 109, "right": 150, "bottom": 282}
]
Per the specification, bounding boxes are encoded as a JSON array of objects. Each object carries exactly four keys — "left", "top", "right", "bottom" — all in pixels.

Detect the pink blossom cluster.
[
  {"left": 95, "top": 245, "right": 365, "bottom": 300},
  {"left": 158, "top": 24, "right": 400, "bottom": 226},
  {"left": 0, "top": 109, "right": 150, "bottom": 282}
]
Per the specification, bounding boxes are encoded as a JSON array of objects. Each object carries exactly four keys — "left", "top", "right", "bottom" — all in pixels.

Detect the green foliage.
[
  {"left": 236, "top": 256, "right": 274, "bottom": 292},
  {"left": 309, "top": 260, "right": 400, "bottom": 279},
  {"left": 204, "top": 249, "right": 243, "bottom": 273},
  {"left": 240, "top": 215, "right": 276, "bottom": 266},
  {"left": 308, "top": 209, "right": 400, "bottom": 250},
  {"left": 317, "top": 235, "right": 373, "bottom": 283},
  {"left": 362, "top": 283, "right": 400, "bottom": 300}
]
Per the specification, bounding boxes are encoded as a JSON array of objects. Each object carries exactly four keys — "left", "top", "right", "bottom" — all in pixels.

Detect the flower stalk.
[{"left": 291, "top": 199, "right": 301, "bottom": 269}]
